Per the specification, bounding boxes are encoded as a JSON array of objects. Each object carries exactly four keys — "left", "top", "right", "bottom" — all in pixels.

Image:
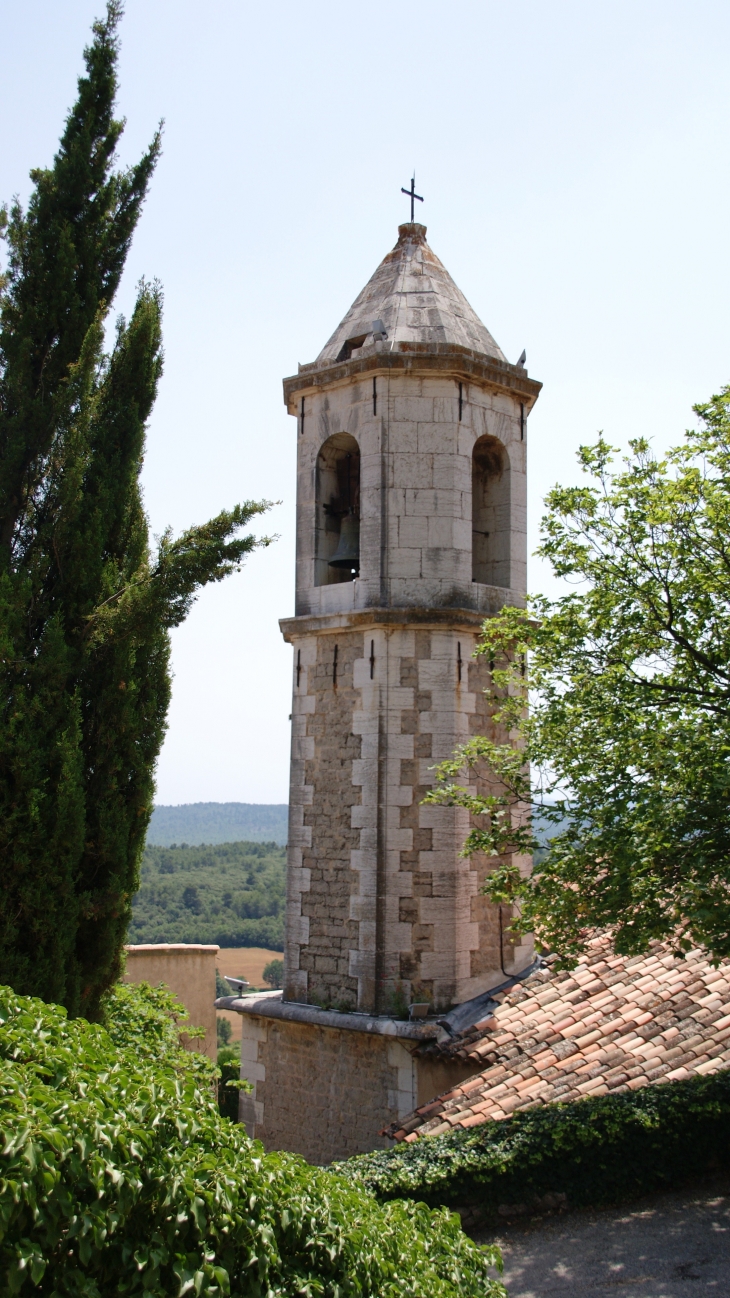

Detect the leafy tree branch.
[{"left": 428, "top": 390, "right": 730, "bottom": 965}]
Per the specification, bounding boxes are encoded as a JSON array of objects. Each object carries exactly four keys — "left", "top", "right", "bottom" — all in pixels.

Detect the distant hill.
[
  {"left": 147, "top": 802, "right": 288, "bottom": 847},
  {"left": 129, "top": 841, "right": 286, "bottom": 948},
  {"left": 532, "top": 806, "right": 570, "bottom": 863}
]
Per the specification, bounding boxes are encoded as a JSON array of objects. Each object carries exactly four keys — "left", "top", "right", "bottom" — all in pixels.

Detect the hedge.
[
  {"left": 217, "top": 1044, "right": 244, "bottom": 1123},
  {"left": 343, "top": 1070, "right": 730, "bottom": 1220},
  {"left": 0, "top": 983, "right": 504, "bottom": 1296}
]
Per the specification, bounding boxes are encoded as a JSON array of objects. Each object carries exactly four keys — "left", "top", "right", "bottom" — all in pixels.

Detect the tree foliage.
[
  {"left": 428, "top": 390, "right": 730, "bottom": 962},
  {"left": 262, "top": 960, "right": 283, "bottom": 989},
  {"left": 0, "top": 982, "right": 502, "bottom": 1297},
  {"left": 0, "top": 3, "right": 270, "bottom": 1018},
  {"left": 217, "top": 1017, "right": 233, "bottom": 1047},
  {"left": 217, "top": 1042, "right": 245, "bottom": 1121},
  {"left": 130, "top": 842, "right": 285, "bottom": 948}
]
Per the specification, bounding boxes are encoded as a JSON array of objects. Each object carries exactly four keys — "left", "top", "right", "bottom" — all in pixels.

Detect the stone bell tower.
[
  {"left": 224, "top": 221, "right": 543, "bottom": 1164},
  {"left": 280, "top": 222, "right": 541, "bottom": 1017}
]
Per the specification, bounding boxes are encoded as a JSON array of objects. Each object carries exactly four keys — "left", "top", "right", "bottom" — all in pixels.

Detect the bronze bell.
[{"left": 329, "top": 511, "right": 360, "bottom": 573}]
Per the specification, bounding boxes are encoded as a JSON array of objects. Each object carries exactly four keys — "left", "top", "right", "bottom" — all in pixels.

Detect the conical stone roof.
[{"left": 315, "top": 223, "right": 507, "bottom": 367}]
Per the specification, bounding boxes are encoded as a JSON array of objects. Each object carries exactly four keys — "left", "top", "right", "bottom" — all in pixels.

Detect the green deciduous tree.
[
  {"left": 0, "top": 3, "right": 270, "bottom": 1018},
  {"left": 263, "top": 958, "right": 284, "bottom": 989},
  {"left": 428, "top": 389, "right": 730, "bottom": 964}
]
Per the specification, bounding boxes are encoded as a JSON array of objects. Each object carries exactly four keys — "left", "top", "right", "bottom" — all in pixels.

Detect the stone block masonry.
[
  {"left": 282, "top": 613, "right": 532, "bottom": 1015},
  {"left": 298, "top": 630, "right": 363, "bottom": 1008},
  {"left": 242, "top": 1015, "right": 412, "bottom": 1163},
  {"left": 288, "top": 368, "right": 532, "bottom": 620}
]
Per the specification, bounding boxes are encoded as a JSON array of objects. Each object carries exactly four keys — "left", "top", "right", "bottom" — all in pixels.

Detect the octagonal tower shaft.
[{"left": 280, "top": 224, "right": 541, "bottom": 1015}]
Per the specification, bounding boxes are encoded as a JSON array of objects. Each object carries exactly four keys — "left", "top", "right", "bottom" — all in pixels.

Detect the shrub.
[
  {"left": 217, "top": 1044, "right": 243, "bottom": 1123},
  {"left": 342, "top": 1071, "right": 730, "bottom": 1220},
  {"left": 0, "top": 983, "right": 503, "bottom": 1295},
  {"left": 262, "top": 960, "right": 283, "bottom": 990}
]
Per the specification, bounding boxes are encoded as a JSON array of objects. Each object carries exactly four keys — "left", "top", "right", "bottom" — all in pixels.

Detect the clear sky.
[{"left": 3, "top": 1, "right": 730, "bottom": 804}]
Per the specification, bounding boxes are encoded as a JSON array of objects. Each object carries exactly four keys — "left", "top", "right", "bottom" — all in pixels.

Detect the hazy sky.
[{"left": 3, "top": 1, "right": 730, "bottom": 804}]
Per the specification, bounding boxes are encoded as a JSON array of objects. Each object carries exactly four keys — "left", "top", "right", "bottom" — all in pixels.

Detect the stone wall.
[
  {"left": 124, "top": 943, "right": 218, "bottom": 1060},
  {"left": 237, "top": 1008, "right": 481, "bottom": 1165},
  {"left": 299, "top": 630, "right": 363, "bottom": 1009}
]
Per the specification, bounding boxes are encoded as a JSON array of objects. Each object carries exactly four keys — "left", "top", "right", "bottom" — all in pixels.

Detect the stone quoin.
[{"left": 219, "top": 221, "right": 542, "bottom": 1163}]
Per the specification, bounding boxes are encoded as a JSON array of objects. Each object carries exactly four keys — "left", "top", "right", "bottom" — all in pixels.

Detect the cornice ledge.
[
  {"left": 283, "top": 344, "right": 542, "bottom": 409},
  {"left": 278, "top": 603, "right": 523, "bottom": 641},
  {"left": 215, "top": 991, "right": 447, "bottom": 1039}
]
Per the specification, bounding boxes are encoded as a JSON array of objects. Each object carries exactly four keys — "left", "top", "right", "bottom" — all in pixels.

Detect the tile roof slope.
[
  {"left": 387, "top": 935, "right": 730, "bottom": 1141},
  {"left": 314, "top": 223, "right": 507, "bottom": 367}
]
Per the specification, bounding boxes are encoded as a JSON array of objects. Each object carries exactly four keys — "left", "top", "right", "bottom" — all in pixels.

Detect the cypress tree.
[{"left": 0, "top": 3, "right": 270, "bottom": 1019}]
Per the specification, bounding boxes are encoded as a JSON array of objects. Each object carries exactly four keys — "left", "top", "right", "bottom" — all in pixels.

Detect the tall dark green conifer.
[{"left": 0, "top": 3, "right": 269, "bottom": 1018}]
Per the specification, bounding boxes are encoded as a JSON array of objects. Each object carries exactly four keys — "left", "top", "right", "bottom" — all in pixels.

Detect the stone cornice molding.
[
  {"left": 283, "top": 342, "right": 542, "bottom": 412},
  {"left": 278, "top": 602, "right": 525, "bottom": 642},
  {"left": 215, "top": 990, "right": 448, "bottom": 1040}
]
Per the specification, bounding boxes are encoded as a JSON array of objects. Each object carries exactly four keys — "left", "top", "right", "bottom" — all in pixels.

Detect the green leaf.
[{"left": 431, "top": 390, "right": 730, "bottom": 962}]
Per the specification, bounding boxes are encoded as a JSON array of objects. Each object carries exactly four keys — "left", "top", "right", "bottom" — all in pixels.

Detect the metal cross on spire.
[{"left": 401, "top": 175, "right": 423, "bottom": 222}]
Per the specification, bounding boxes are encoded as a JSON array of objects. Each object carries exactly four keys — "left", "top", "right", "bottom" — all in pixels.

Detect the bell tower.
[{"left": 280, "top": 222, "right": 541, "bottom": 1017}]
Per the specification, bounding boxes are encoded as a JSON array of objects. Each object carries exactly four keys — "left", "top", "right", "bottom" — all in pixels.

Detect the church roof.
[
  {"left": 314, "top": 223, "right": 508, "bottom": 368},
  {"left": 385, "top": 934, "right": 730, "bottom": 1142}
]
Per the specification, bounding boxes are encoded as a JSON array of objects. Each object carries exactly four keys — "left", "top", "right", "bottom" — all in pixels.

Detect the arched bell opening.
[
  {"left": 314, "top": 433, "right": 361, "bottom": 586},
  {"left": 472, "top": 434, "right": 511, "bottom": 587}
]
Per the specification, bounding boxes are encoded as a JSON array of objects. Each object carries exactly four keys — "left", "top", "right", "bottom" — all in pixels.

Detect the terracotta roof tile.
[{"left": 386, "top": 935, "right": 730, "bottom": 1140}]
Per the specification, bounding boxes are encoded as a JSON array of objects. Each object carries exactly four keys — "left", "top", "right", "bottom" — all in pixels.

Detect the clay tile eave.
[{"left": 391, "top": 938, "right": 730, "bottom": 1141}]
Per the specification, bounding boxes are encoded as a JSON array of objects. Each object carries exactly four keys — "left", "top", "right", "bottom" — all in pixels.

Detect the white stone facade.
[{"left": 292, "top": 370, "right": 528, "bottom": 617}]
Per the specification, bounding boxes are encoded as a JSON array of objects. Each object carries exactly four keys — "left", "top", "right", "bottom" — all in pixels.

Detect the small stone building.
[{"left": 220, "top": 221, "right": 542, "bottom": 1164}]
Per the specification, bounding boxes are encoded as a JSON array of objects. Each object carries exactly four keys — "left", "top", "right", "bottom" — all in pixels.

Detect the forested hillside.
[
  {"left": 129, "top": 841, "right": 285, "bottom": 948},
  {"left": 147, "top": 803, "right": 288, "bottom": 846}
]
